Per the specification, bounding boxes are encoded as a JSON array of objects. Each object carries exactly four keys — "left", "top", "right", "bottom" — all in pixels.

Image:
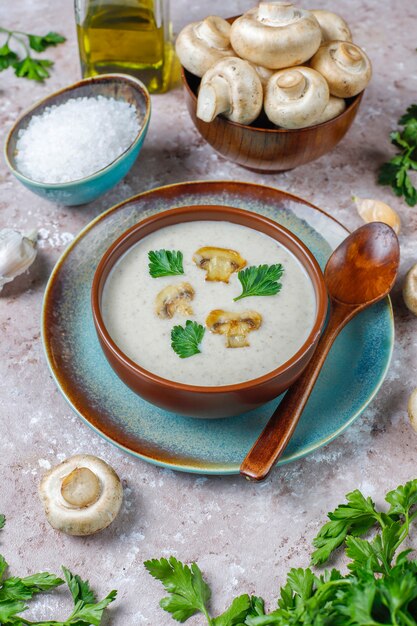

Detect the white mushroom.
[
  {"left": 252, "top": 64, "right": 274, "bottom": 88},
  {"left": 353, "top": 196, "right": 401, "bottom": 234},
  {"left": 310, "top": 41, "right": 372, "bottom": 98},
  {"left": 193, "top": 246, "right": 246, "bottom": 282},
  {"left": 197, "top": 57, "right": 263, "bottom": 124},
  {"left": 314, "top": 96, "right": 346, "bottom": 124},
  {"left": 175, "top": 15, "right": 235, "bottom": 77},
  {"left": 155, "top": 282, "right": 195, "bottom": 319},
  {"left": 0, "top": 228, "right": 37, "bottom": 291},
  {"left": 403, "top": 263, "right": 417, "bottom": 317},
  {"left": 311, "top": 9, "right": 352, "bottom": 43},
  {"left": 39, "top": 455, "right": 123, "bottom": 536},
  {"left": 264, "top": 66, "right": 329, "bottom": 129},
  {"left": 408, "top": 388, "right": 417, "bottom": 432},
  {"left": 230, "top": 2, "right": 322, "bottom": 70}
]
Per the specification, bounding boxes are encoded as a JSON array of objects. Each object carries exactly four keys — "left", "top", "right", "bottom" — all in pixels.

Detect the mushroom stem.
[
  {"left": 277, "top": 70, "right": 306, "bottom": 99},
  {"left": 333, "top": 42, "right": 363, "bottom": 69},
  {"left": 197, "top": 76, "right": 231, "bottom": 123},
  {"left": 61, "top": 467, "right": 101, "bottom": 508},
  {"left": 258, "top": 2, "right": 296, "bottom": 24},
  {"left": 195, "top": 16, "right": 230, "bottom": 49}
]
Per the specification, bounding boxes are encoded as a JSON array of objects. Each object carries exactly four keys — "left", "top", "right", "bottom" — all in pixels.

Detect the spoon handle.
[{"left": 240, "top": 303, "right": 355, "bottom": 481}]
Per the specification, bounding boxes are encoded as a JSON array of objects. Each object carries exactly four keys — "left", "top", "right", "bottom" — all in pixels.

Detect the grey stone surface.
[{"left": 1, "top": 0, "right": 417, "bottom": 623}]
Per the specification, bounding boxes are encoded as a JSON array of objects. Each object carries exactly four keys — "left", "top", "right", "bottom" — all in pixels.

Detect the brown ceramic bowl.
[
  {"left": 181, "top": 17, "right": 363, "bottom": 173},
  {"left": 91, "top": 205, "right": 328, "bottom": 419}
]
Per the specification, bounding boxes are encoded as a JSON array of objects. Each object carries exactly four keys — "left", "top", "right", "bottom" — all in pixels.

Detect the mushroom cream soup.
[{"left": 101, "top": 220, "right": 316, "bottom": 386}]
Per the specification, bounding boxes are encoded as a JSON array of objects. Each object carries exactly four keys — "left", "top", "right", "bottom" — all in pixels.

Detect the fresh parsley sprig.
[
  {"left": 378, "top": 104, "right": 417, "bottom": 206},
  {"left": 148, "top": 249, "right": 185, "bottom": 278},
  {"left": 0, "top": 515, "right": 116, "bottom": 625},
  {"left": 146, "top": 479, "right": 417, "bottom": 626},
  {"left": 234, "top": 264, "right": 284, "bottom": 301},
  {"left": 0, "top": 27, "right": 65, "bottom": 81},
  {"left": 171, "top": 320, "right": 205, "bottom": 358}
]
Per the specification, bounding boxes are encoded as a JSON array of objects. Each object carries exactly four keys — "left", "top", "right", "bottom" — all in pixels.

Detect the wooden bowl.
[
  {"left": 181, "top": 34, "right": 363, "bottom": 172},
  {"left": 91, "top": 205, "right": 328, "bottom": 419}
]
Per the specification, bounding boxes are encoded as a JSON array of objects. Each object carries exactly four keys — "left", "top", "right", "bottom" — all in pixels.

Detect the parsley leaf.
[
  {"left": 0, "top": 515, "right": 4, "bottom": 530},
  {"left": 171, "top": 320, "right": 205, "bottom": 358},
  {"left": 378, "top": 103, "right": 417, "bottom": 206},
  {"left": 144, "top": 557, "right": 211, "bottom": 623},
  {"left": 212, "top": 594, "right": 251, "bottom": 625},
  {"left": 28, "top": 31, "right": 66, "bottom": 53},
  {"left": 0, "top": 27, "right": 65, "bottom": 81},
  {"left": 234, "top": 264, "right": 284, "bottom": 301},
  {"left": 148, "top": 249, "right": 185, "bottom": 278}
]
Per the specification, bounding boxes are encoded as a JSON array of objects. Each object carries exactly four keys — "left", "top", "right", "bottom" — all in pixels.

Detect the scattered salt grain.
[{"left": 15, "top": 96, "right": 141, "bottom": 184}]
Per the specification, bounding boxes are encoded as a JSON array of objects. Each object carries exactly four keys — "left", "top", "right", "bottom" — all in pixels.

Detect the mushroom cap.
[
  {"left": 193, "top": 246, "right": 247, "bottom": 282},
  {"left": 251, "top": 63, "right": 274, "bottom": 88},
  {"left": 155, "top": 282, "right": 195, "bottom": 319},
  {"left": 264, "top": 66, "right": 329, "bottom": 129},
  {"left": 311, "top": 9, "right": 352, "bottom": 43},
  {"left": 206, "top": 309, "right": 262, "bottom": 348},
  {"left": 175, "top": 16, "right": 235, "bottom": 77},
  {"left": 353, "top": 196, "right": 401, "bottom": 234},
  {"left": 310, "top": 41, "right": 372, "bottom": 98},
  {"left": 39, "top": 454, "right": 123, "bottom": 536},
  {"left": 230, "top": 2, "right": 322, "bottom": 70},
  {"left": 197, "top": 57, "right": 263, "bottom": 125},
  {"left": 403, "top": 263, "right": 417, "bottom": 317},
  {"left": 314, "top": 95, "right": 346, "bottom": 125}
]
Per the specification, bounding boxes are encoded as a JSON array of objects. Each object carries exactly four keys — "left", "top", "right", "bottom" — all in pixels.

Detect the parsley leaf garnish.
[
  {"left": 147, "top": 479, "right": 417, "bottom": 626},
  {"left": 171, "top": 320, "right": 205, "bottom": 358},
  {"left": 378, "top": 103, "right": 417, "bottom": 206},
  {"left": 0, "top": 27, "right": 65, "bottom": 82},
  {"left": 234, "top": 264, "right": 284, "bottom": 301},
  {"left": 148, "top": 249, "right": 185, "bottom": 278}
]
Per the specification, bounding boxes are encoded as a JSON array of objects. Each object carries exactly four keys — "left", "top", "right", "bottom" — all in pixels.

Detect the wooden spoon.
[{"left": 240, "top": 222, "right": 400, "bottom": 482}]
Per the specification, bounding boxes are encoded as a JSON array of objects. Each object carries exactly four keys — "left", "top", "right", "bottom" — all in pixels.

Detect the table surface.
[{"left": 1, "top": 0, "right": 417, "bottom": 623}]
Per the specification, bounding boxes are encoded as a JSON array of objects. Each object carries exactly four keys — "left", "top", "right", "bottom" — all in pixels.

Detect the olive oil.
[{"left": 75, "top": 0, "right": 178, "bottom": 93}]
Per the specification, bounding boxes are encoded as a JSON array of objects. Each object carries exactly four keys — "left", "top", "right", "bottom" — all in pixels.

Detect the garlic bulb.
[
  {"left": 353, "top": 196, "right": 401, "bottom": 234},
  {"left": 0, "top": 229, "right": 37, "bottom": 291}
]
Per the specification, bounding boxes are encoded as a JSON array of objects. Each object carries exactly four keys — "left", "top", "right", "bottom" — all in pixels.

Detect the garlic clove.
[
  {"left": 353, "top": 196, "right": 401, "bottom": 234},
  {"left": 0, "top": 228, "right": 37, "bottom": 291},
  {"left": 408, "top": 388, "right": 417, "bottom": 433},
  {"left": 403, "top": 263, "right": 417, "bottom": 316}
]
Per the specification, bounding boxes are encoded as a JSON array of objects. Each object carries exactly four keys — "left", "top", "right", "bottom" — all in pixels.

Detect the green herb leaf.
[
  {"left": 386, "top": 478, "right": 417, "bottom": 516},
  {"left": 13, "top": 57, "right": 53, "bottom": 81},
  {"left": 0, "top": 44, "right": 18, "bottom": 71},
  {"left": 28, "top": 31, "right": 66, "bottom": 52},
  {"left": 212, "top": 594, "right": 251, "bottom": 625},
  {"left": 0, "top": 514, "right": 5, "bottom": 530},
  {"left": 0, "top": 572, "right": 64, "bottom": 602},
  {"left": 171, "top": 320, "right": 205, "bottom": 359},
  {"left": 378, "top": 103, "right": 417, "bottom": 206},
  {"left": 148, "top": 249, "right": 184, "bottom": 278},
  {"left": 144, "top": 557, "right": 211, "bottom": 622},
  {"left": 62, "top": 567, "right": 96, "bottom": 605},
  {"left": 234, "top": 264, "right": 284, "bottom": 301},
  {"left": 0, "top": 598, "right": 27, "bottom": 622}
]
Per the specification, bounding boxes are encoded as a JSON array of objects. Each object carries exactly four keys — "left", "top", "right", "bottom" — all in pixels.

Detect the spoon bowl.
[{"left": 240, "top": 222, "right": 400, "bottom": 481}]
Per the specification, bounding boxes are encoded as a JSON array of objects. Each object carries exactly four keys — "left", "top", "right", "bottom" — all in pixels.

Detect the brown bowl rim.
[
  {"left": 4, "top": 73, "right": 151, "bottom": 188},
  {"left": 91, "top": 204, "right": 328, "bottom": 394}
]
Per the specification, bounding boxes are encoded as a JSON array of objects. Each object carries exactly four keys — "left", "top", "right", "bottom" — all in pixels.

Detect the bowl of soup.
[{"left": 91, "top": 205, "right": 328, "bottom": 418}]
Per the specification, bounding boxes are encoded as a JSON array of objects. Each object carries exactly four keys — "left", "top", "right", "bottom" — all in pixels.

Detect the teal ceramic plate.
[{"left": 42, "top": 181, "right": 394, "bottom": 474}]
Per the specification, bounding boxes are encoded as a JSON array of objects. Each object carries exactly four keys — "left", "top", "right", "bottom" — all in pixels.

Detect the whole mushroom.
[
  {"left": 197, "top": 57, "right": 263, "bottom": 125},
  {"left": 314, "top": 95, "right": 346, "bottom": 125},
  {"left": 230, "top": 2, "right": 322, "bottom": 70},
  {"left": 264, "top": 66, "right": 329, "bottom": 129},
  {"left": 403, "top": 263, "right": 417, "bottom": 317},
  {"left": 310, "top": 41, "right": 372, "bottom": 98},
  {"left": 39, "top": 454, "right": 123, "bottom": 536},
  {"left": 175, "top": 15, "right": 235, "bottom": 77},
  {"left": 311, "top": 9, "right": 352, "bottom": 43}
]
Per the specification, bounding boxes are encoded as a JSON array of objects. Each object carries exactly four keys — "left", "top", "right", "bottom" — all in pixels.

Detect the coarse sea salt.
[{"left": 15, "top": 96, "right": 141, "bottom": 184}]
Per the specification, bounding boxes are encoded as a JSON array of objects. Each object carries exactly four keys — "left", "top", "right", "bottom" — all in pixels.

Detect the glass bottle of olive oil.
[{"left": 74, "top": 0, "right": 178, "bottom": 93}]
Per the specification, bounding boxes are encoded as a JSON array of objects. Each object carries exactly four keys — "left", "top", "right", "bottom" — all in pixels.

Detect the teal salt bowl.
[{"left": 4, "top": 74, "right": 151, "bottom": 206}]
